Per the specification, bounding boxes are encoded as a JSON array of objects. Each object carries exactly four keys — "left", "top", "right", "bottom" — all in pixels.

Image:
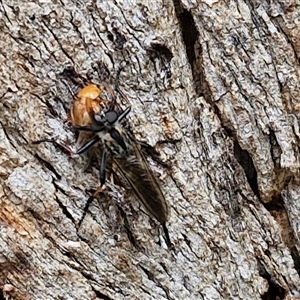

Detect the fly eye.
[{"left": 105, "top": 111, "right": 118, "bottom": 124}]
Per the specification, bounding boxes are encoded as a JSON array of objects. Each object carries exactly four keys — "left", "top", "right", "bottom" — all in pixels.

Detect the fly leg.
[
  {"left": 34, "top": 135, "right": 104, "bottom": 228},
  {"left": 135, "top": 140, "right": 170, "bottom": 168},
  {"left": 115, "top": 64, "right": 131, "bottom": 106},
  {"left": 75, "top": 135, "right": 100, "bottom": 154},
  {"left": 136, "top": 138, "right": 181, "bottom": 168},
  {"left": 32, "top": 137, "right": 75, "bottom": 155},
  {"left": 99, "top": 149, "right": 108, "bottom": 185},
  {"left": 33, "top": 135, "right": 101, "bottom": 155},
  {"left": 77, "top": 149, "right": 108, "bottom": 228},
  {"left": 59, "top": 66, "right": 87, "bottom": 94},
  {"left": 72, "top": 139, "right": 107, "bottom": 228}
]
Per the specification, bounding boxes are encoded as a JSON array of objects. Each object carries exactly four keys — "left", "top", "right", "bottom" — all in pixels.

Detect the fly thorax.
[{"left": 100, "top": 125, "right": 131, "bottom": 158}]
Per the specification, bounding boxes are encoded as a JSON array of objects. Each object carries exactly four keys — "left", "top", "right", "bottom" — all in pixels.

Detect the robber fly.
[{"left": 68, "top": 83, "right": 169, "bottom": 223}]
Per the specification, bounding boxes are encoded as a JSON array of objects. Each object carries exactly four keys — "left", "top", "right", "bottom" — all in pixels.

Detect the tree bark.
[{"left": 1, "top": 0, "right": 300, "bottom": 299}]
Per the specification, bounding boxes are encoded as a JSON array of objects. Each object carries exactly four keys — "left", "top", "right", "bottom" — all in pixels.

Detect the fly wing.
[{"left": 113, "top": 143, "right": 169, "bottom": 223}]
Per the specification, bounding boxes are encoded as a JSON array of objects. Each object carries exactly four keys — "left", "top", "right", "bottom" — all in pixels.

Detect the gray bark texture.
[{"left": 1, "top": 0, "right": 300, "bottom": 299}]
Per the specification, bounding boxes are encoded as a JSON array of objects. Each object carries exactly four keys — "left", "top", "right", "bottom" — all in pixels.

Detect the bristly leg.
[
  {"left": 33, "top": 136, "right": 108, "bottom": 228},
  {"left": 162, "top": 222, "right": 173, "bottom": 249},
  {"left": 32, "top": 137, "right": 75, "bottom": 155},
  {"left": 74, "top": 136, "right": 100, "bottom": 155},
  {"left": 77, "top": 185, "right": 105, "bottom": 228},
  {"left": 77, "top": 149, "right": 110, "bottom": 228},
  {"left": 100, "top": 150, "right": 108, "bottom": 185},
  {"left": 59, "top": 66, "right": 87, "bottom": 89},
  {"left": 115, "top": 64, "right": 131, "bottom": 106},
  {"left": 145, "top": 138, "right": 181, "bottom": 168},
  {"left": 33, "top": 135, "right": 101, "bottom": 156},
  {"left": 77, "top": 145, "right": 108, "bottom": 228},
  {"left": 136, "top": 140, "right": 173, "bottom": 169},
  {"left": 91, "top": 61, "right": 111, "bottom": 82}
]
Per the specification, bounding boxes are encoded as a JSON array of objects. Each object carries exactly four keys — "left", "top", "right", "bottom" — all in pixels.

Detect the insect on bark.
[{"left": 68, "top": 83, "right": 170, "bottom": 224}]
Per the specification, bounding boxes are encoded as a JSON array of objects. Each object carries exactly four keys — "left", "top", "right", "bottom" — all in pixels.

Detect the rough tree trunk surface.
[{"left": 1, "top": 0, "right": 300, "bottom": 299}]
